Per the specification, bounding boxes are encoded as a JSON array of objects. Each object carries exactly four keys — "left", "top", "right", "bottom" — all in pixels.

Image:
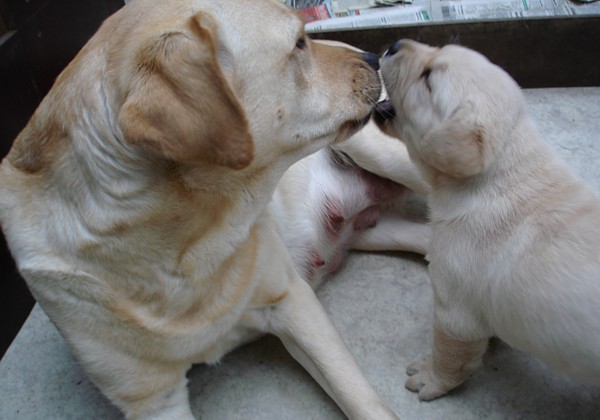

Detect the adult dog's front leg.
[
  {"left": 352, "top": 213, "right": 431, "bottom": 255},
  {"left": 269, "top": 275, "right": 398, "bottom": 419},
  {"left": 335, "top": 122, "right": 430, "bottom": 196}
]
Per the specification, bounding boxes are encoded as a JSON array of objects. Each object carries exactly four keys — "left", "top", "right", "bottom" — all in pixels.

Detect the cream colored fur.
[
  {"left": 378, "top": 39, "right": 600, "bottom": 400},
  {"left": 0, "top": 1, "right": 403, "bottom": 418}
]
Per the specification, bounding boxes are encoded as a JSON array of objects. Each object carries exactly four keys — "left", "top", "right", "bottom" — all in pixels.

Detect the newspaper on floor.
[
  {"left": 283, "top": 0, "right": 413, "bottom": 22},
  {"left": 283, "top": 0, "right": 600, "bottom": 32}
]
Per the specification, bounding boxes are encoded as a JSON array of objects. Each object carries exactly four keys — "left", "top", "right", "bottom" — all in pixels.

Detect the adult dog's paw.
[{"left": 405, "top": 356, "right": 451, "bottom": 401}]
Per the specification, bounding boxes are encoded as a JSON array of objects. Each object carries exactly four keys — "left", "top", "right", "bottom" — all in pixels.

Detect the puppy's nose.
[
  {"left": 375, "top": 100, "right": 395, "bottom": 118},
  {"left": 361, "top": 51, "right": 380, "bottom": 71},
  {"left": 373, "top": 99, "right": 395, "bottom": 126},
  {"left": 385, "top": 40, "right": 407, "bottom": 57}
]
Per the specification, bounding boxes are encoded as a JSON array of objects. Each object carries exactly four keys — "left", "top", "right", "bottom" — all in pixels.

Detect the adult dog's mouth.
[
  {"left": 350, "top": 112, "right": 372, "bottom": 131},
  {"left": 335, "top": 112, "right": 372, "bottom": 143}
]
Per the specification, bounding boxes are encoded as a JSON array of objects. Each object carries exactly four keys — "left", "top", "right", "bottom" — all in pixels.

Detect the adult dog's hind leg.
[{"left": 24, "top": 269, "right": 195, "bottom": 420}]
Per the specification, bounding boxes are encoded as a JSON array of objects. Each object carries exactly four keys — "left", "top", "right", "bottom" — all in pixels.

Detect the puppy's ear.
[
  {"left": 418, "top": 103, "right": 486, "bottom": 178},
  {"left": 119, "top": 13, "right": 253, "bottom": 169}
]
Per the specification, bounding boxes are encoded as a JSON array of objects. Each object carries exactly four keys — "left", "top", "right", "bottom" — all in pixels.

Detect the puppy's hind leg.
[
  {"left": 268, "top": 274, "right": 398, "bottom": 420},
  {"left": 405, "top": 325, "right": 488, "bottom": 401}
]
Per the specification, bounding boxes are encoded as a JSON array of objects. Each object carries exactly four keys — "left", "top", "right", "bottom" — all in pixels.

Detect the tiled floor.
[{"left": 1, "top": 87, "right": 599, "bottom": 419}]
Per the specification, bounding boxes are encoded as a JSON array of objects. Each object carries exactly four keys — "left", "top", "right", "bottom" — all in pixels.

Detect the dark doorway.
[{"left": 0, "top": 0, "right": 124, "bottom": 359}]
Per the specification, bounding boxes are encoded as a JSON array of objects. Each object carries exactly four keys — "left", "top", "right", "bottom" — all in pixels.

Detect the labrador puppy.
[
  {"left": 0, "top": 0, "right": 400, "bottom": 418},
  {"left": 376, "top": 39, "right": 600, "bottom": 400}
]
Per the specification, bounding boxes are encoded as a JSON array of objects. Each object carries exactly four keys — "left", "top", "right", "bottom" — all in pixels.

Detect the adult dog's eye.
[{"left": 295, "top": 37, "right": 307, "bottom": 50}]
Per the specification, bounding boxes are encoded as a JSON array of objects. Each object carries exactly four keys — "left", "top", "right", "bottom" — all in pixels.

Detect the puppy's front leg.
[
  {"left": 269, "top": 275, "right": 398, "bottom": 420},
  {"left": 405, "top": 325, "right": 488, "bottom": 401}
]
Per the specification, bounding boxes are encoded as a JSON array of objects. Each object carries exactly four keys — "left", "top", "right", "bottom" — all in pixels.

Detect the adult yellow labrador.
[
  {"left": 0, "top": 0, "right": 397, "bottom": 418},
  {"left": 376, "top": 39, "right": 600, "bottom": 400}
]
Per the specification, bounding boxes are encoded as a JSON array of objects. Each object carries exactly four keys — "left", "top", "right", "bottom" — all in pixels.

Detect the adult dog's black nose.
[
  {"left": 385, "top": 40, "right": 406, "bottom": 57},
  {"left": 361, "top": 51, "right": 380, "bottom": 71}
]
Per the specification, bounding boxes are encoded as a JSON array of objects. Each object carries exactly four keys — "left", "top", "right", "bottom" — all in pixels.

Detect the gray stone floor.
[{"left": 1, "top": 87, "right": 599, "bottom": 419}]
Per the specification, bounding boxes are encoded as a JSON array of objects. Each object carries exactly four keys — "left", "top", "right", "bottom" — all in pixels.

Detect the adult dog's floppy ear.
[
  {"left": 119, "top": 13, "right": 253, "bottom": 169},
  {"left": 418, "top": 103, "right": 487, "bottom": 178}
]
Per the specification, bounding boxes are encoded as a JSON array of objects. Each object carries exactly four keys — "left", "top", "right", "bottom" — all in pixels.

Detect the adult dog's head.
[
  {"left": 7, "top": 0, "right": 380, "bottom": 177},
  {"left": 375, "top": 39, "right": 524, "bottom": 181},
  {"left": 105, "top": 0, "right": 382, "bottom": 172}
]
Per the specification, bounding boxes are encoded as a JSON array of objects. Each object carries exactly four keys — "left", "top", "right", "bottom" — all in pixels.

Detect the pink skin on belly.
[{"left": 306, "top": 248, "right": 326, "bottom": 281}]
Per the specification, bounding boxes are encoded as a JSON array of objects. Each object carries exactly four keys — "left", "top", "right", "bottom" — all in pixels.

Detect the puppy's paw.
[{"left": 405, "top": 356, "right": 451, "bottom": 401}]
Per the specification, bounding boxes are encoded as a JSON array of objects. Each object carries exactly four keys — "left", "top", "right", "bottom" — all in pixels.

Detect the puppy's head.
[
  {"left": 111, "top": 0, "right": 381, "bottom": 170},
  {"left": 376, "top": 39, "right": 524, "bottom": 179}
]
